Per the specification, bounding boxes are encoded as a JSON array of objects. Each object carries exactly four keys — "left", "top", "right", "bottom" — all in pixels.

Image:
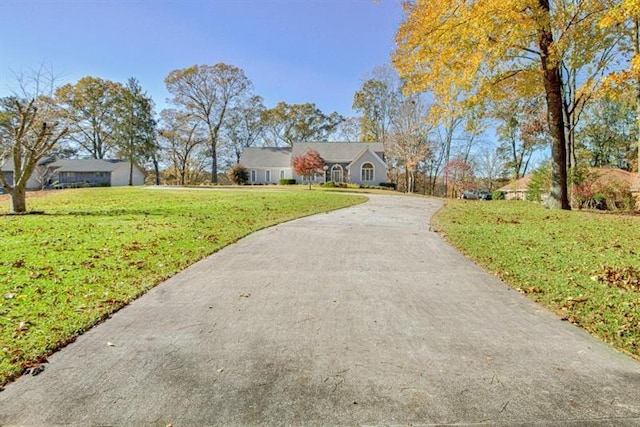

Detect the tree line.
[
  {"left": 392, "top": 0, "right": 639, "bottom": 209},
  {"left": 2, "top": 0, "right": 638, "bottom": 214},
  {"left": 0, "top": 64, "right": 351, "bottom": 212}
]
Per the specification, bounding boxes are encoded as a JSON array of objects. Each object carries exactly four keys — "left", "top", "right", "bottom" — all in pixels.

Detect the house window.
[
  {"left": 361, "top": 163, "right": 374, "bottom": 181},
  {"left": 280, "top": 170, "right": 285, "bottom": 179},
  {"left": 251, "top": 170, "right": 257, "bottom": 182},
  {"left": 266, "top": 170, "right": 271, "bottom": 182}
]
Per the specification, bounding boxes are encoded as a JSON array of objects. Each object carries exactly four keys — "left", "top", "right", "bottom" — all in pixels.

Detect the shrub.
[
  {"left": 573, "top": 171, "right": 634, "bottom": 211},
  {"left": 379, "top": 182, "right": 397, "bottom": 190},
  {"left": 227, "top": 164, "right": 249, "bottom": 185},
  {"left": 595, "top": 180, "right": 635, "bottom": 211},
  {"left": 526, "top": 162, "right": 551, "bottom": 202},
  {"left": 279, "top": 178, "right": 297, "bottom": 185},
  {"left": 492, "top": 190, "right": 506, "bottom": 200},
  {"left": 323, "top": 181, "right": 337, "bottom": 188}
]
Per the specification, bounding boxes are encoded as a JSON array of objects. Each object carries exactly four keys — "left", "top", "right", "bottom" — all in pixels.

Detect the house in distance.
[
  {"left": 1, "top": 158, "right": 145, "bottom": 190},
  {"left": 240, "top": 142, "right": 387, "bottom": 185}
]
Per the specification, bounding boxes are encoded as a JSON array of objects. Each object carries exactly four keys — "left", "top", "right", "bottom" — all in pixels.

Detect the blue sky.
[{"left": 0, "top": 0, "right": 405, "bottom": 117}]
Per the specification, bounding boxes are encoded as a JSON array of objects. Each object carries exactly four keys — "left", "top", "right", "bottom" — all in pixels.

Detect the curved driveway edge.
[{"left": 1, "top": 194, "right": 639, "bottom": 426}]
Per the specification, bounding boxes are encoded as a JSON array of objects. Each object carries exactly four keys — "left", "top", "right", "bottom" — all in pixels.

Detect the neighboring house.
[
  {"left": 0, "top": 158, "right": 145, "bottom": 189},
  {"left": 48, "top": 159, "right": 146, "bottom": 187},
  {"left": 498, "top": 168, "right": 640, "bottom": 201},
  {"left": 0, "top": 156, "right": 57, "bottom": 190},
  {"left": 240, "top": 142, "right": 387, "bottom": 185},
  {"left": 497, "top": 175, "right": 532, "bottom": 200}
]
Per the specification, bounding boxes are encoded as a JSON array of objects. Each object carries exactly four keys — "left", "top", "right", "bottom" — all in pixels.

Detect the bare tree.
[
  {"left": 220, "top": 95, "right": 265, "bottom": 166},
  {"left": 165, "top": 64, "right": 252, "bottom": 183},
  {"left": 331, "top": 116, "right": 362, "bottom": 142},
  {"left": 158, "top": 109, "right": 207, "bottom": 186},
  {"left": 0, "top": 68, "right": 68, "bottom": 213},
  {"left": 474, "top": 147, "right": 506, "bottom": 192},
  {"left": 388, "top": 96, "right": 432, "bottom": 193}
]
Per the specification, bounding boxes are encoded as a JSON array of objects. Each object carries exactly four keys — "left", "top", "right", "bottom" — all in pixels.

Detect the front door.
[{"left": 331, "top": 165, "right": 343, "bottom": 183}]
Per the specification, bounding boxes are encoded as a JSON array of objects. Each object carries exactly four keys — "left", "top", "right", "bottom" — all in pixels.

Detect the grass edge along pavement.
[
  {"left": 0, "top": 187, "right": 366, "bottom": 387},
  {"left": 432, "top": 199, "right": 640, "bottom": 361}
]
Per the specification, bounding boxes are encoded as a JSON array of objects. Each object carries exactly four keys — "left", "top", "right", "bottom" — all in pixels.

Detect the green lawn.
[
  {"left": 433, "top": 199, "right": 640, "bottom": 360},
  {"left": 0, "top": 187, "right": 366, "bottom": 385}
]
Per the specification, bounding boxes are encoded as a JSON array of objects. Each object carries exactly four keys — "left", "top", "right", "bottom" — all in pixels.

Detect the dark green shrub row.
[
  {"left": 279, "top": 179, "right": 297, "bottom": 185},
  {"left": 322, "top": 181, "right": 347, "bottom": 188}
]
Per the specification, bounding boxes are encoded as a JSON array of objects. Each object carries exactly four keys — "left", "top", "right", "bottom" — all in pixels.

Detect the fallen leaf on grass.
[
  {"left": 14, "top": 321, "right": 32, "bottom": 333},
  {"left": 518, "top": 287, "right": 542, "bottom": 295},
  {"left": 594, "top": 266, "right": 640, "bottom": 292}
]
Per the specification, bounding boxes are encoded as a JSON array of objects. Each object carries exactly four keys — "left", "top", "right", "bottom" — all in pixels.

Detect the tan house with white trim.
[{"left": 498, "top": 168, "right": 640, "bottom": 202}]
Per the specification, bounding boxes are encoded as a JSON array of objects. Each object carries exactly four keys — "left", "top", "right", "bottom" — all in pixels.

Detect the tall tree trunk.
[
  {"left": 404, "top": 167, "right": 409, "bottom": 193},
  {"left": 152, "top": 154, "right": 160, "bottom": 185},
  {"left": 539, "top": 0, "right": 570, "bottom": 210},
  {"left": 210, "top": 142, "right": 218, "bottom": 184},
  {"left": 10, "top": 185, "right": 27, "bottom": 213},
  {"left": 129, "top": 158, "right": 134, "bottom": 186}
]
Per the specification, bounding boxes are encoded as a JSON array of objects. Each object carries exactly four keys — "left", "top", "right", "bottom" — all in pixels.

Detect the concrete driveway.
[{"left": 1, "top": 194, "right": 639, "bottom": 426}]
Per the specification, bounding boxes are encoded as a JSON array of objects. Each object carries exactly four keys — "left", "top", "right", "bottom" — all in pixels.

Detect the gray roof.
[
  {"left": 0, "top": 155, "right": 56, "bottom": 172},
  {"left": 240, "top": 147, "right": 292, "bottom": 168},
  {"left": 291, "top": 142, "right": 384, "bottom": 163},
  {"left": 239, "top": 142, "right": 385, "bottom": 168},
  {"left": 49, "top": 159, "right": 129, "bottom": 172}
]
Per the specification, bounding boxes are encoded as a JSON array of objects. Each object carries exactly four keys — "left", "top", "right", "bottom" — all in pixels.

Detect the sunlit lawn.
[
  {"left": 0, "top": 187, "right": 366, "bottom": 385},
  {"left": 433, "top": 199, "right": 640, "bottom": 360}
]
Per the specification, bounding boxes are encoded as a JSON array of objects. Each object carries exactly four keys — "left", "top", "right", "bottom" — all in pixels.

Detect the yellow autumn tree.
[
  {"left": 394, "top": 0, "right": 618, "bottom": 209},
  {"left": 600, "top": 0, "right": 640, "bottom": 173}
]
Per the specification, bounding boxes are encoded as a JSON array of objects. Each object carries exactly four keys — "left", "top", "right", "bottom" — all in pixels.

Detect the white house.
[
  {"left": 240, "top": 142, "right": 387, "bottom": 185},
  {"left": 0, "top": 156, "right": 56, "bottom": 190},
  {"left": 48, "top": 159, "right": 146, "bottom": 187},
  {"left": 1, "top": 158, "right": 146, "bottom": 189}
]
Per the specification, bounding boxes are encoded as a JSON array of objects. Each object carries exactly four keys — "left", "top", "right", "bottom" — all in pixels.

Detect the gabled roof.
[
  {"left": 498, "top": 175, "right": 532, "bottom": 192},
  {"left": 347, "top": 146, "right": 386, "bottom": 169},
  {"left": 240, "top": 147, "right": 292, "bottom": 168},
  {"left": 0, "top": 155, "right": 57, "bottom": 172},
  {"left": 48, "top": 159, "right": 131, "bottom": 172},
  {"left": 590, "top": 168, "right": 639, "bottom": 191},
  {"left": 291, "top": 142, "right": 384, "bottom": 163}
]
